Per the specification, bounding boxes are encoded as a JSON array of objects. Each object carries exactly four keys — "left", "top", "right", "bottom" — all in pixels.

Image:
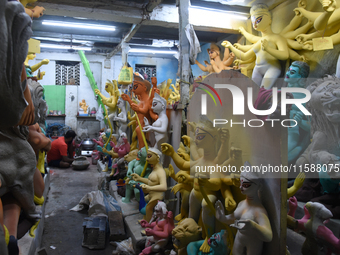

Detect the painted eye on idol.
[
  {"left": 153, "top": 102, "right": 157, "bottom": 107},
  {"left": 196, "top": 134, "right": 205, "bottom": 140},
  {"left": 147, "top": 154, "right": 152, "bottom": 158},
  {"left": 133, "top": 84, "right": 138, "bottom": 90},
  {"left": 242, "top": 182, "right": 252, "bottom": 188},
  {"left": 255, "top": 16, "right": 263, "bottom": 25}
]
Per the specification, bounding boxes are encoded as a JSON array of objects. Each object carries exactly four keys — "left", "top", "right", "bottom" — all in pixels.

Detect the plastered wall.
[{"left": 29, "top": 51, "right": 178, "bottom": 137}]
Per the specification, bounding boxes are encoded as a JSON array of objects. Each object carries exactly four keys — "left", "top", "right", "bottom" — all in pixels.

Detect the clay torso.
[{"left": 253, "top": 35, "right": 282, "bottom": 65}]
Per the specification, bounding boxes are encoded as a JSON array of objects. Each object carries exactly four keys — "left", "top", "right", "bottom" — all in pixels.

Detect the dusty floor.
[{"left": 41, "top": 162, "right": 115, "bottom": 255}]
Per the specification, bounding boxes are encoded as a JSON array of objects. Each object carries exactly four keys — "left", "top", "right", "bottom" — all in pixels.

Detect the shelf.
[{"left": 47, "top": 114, "right": 66, "bottom": 117}]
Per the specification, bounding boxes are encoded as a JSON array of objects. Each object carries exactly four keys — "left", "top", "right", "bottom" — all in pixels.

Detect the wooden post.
[{"left": 178, "top": 0, "right": 191, "bottom": 107}]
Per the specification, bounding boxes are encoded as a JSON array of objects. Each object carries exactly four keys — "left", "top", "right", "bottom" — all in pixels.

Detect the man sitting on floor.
[{"left": 47, "top": 130, "right": 76, "bottom": 168}]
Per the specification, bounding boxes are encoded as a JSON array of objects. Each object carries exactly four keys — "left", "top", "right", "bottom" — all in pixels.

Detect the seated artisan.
[{"left": 47, "top": 130, "right": 76, "bottom": 168}]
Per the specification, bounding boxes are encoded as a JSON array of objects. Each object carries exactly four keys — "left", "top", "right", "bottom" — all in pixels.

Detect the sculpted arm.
[
  {"left": 197, "top": 177, "right": 222, "bottom": 192},
  {"left": 314, "top": 1, "right": 336, "bottom": 31},
  {"left": 127, "top": 160, "right": 136, "bottom": 176},
  {"left": 28, "top": 124, "right": 51, "bottom": 153},
  {"left": 102, "top": 147, "right": 117, "bottom": 158},
  {"left": 240, "top": 211, "right": 272, "bottom": 242},
  {"left": 222, "top": 41, "right": 255, "bottom": 61},
  {"left": 215, "top": 129, "right": 230, "bottom": 164},
  {"left": 30, "top": 59, "right": 49, "bottom": 73},
  {"left": 195, "top": 60, "right": 209, "bottom": 72},
  {"left": 114, "top": 114, "right": 127, "bottom": 122},
  {"left": 220, "top": 183, "right": 237, "bottom": 211},
  {"left": 283, "top": 19, "right": 313, "bottom": 39},
  {"left": 94, "top": 89, "right": 108, "bottom": 101},
  {"left": 234, "top": 43, "right": 253, "bottom": 52},
  {"left": 148, "top": 119, "right": 168, "bottom": 133},
  {"left": 222, "top": 51, "right": 235, "bottom": 67},
  {"left": 131, "top": 173, "right": 149, "bottom": 185},
  {"left": 281, "top": 12, "right": 303, "bottom": 36},
  {"left": 161, "top": 143, "right": 190, "bottom": 171},
  {"left": 234, "top": 54, "right": 256, "bottom": 67},
  {"left": 215, "top": 200, "right": 236, "bottom": 225},
  {"left": 294, "top": 112, "right": 311, "bottom": 132},
  {"left": 261, "top": 37, "right": 289, "bottom": 60},
  {"left": 239, "top": 26, "right": 261, "bottom": 43},
  {"left": 287, "top": 172, "right": 305, "bottom": 198}
]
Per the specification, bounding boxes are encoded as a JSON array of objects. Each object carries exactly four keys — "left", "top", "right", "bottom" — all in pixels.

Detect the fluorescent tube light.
[
  {"left": 152, "top": 39, "right": 176, "bottom": 47},
  {"left": 189, "top": 5, "right": 248, "bottom": 22},
  {"left": 33, "top": 37, "right": 90, "bottom": 44},
  {"left": 42, "top": 21, "right": 116, "bottom": 31},
  {"left": 40, "top": 43, "right": 92, "bottom": 51},
  {"left": 129, "top": 48, "right": 178, "bottom": 54}
]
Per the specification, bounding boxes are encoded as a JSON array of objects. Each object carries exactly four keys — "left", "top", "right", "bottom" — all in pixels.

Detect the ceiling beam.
[
  {"left": 32, "top": 31, "right": 122, "bottom": 43},
  {"left": 145, "top": 0, "right": 163, "bottom": 13},
  {"left": 38, "top": 2, "right": 143, "bottom": 24},
  {"left": 107, "top": 0, "right": 164, "bottom": 58},
  {"left": 38, "top": 2, "right": 244, "bottom": 34},
  {"left": 107, "top": 24, "right": 142, "bottom": 59}
]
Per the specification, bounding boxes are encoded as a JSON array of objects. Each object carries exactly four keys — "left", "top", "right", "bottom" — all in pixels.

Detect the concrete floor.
[{"left": 41, "top": 162, "right": 115, "bottom": 255}]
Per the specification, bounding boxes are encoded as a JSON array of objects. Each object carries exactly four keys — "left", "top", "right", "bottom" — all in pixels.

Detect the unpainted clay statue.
[
  {"left": 0, "top": 2, "right": 41, "bottom": 252},
  {"left": 168, "top": 80, "right": 180, "bottom": 104},
  {"left": 169, "top": 163, "right": 193, "bottom": 222},
  {"left": 26, "top": 90, "right": 51, "bottom": 203},
  {"left": 122, "top": 147, "right": 152, "bottom": 203},
  {"left": 236, "top": 0, "right": 312, "bottom": 61},
  {"left": 186, "top": 230, "right": 230, "bottom": 255},
  {"left": 157, "top": 79, "right": 172, "bottom": 105},
  {"left": 2, "top": 70, "right": 50, "bottom": 254},
  {"left": 161, "top": 116, "right": 231, "bottom": 253},
  {"left": 0, "top": 1, "right": 34, "bottom": 127},
  {"left": 95, "top": 80, "right": 120, "bottom": 123},
  {"left": 222, "top": 3, "right": 289, "bottom": 89},
  {"left": 0, "top": 0, "right": 38, "bottom": 217},
  {"left": 168, "top": 137, "right": 192, "bottom": 222},
  {"left": 139, "top": 201, "right": 175, "bottom": 255},
  {"left": 143, "top": 93, "right": 168, "bottom": 150},
  {"left": 79, "top": 99, "right": 89, "bottom": 114},
  {"left": 27, "top": 80, "right": 51, "bottom": 201},
  {"left": 28, "top": 79, "right": 48, "bottom": 131},
  {"left": 285, "top": 61, "right": 311, "bottom": 165},
  {"left": 295, "top": 75, "right": 340, "bottom": 218},
  {"left": 293, "top": 0, "right": 340, "bottom": 50},
  {"left": 195, "top": 43, "right": 235, "bottom": 74},
  {"left": 0, "top": 3, "right": 34, "bottom": 252},
  {"left": 172, "top": 218, "right": 202, "bottom": 255},
  {"left": 288, "top": 198, "right": 340, "bottom": 255},
  {"left": 215, "top": 167, "right": 273, "bottom": 255},
  {"left": 296, "top": 75, "right": 340, "bottom": 174},
  {"left": 131, "top": 148, "right": 167, "bottom": 222},
  {"left": 113, "top": 97, "right": 128, "bottom": 135},
  {"left": 24, "top": 53, "right": 49, "bottom": 80}
]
